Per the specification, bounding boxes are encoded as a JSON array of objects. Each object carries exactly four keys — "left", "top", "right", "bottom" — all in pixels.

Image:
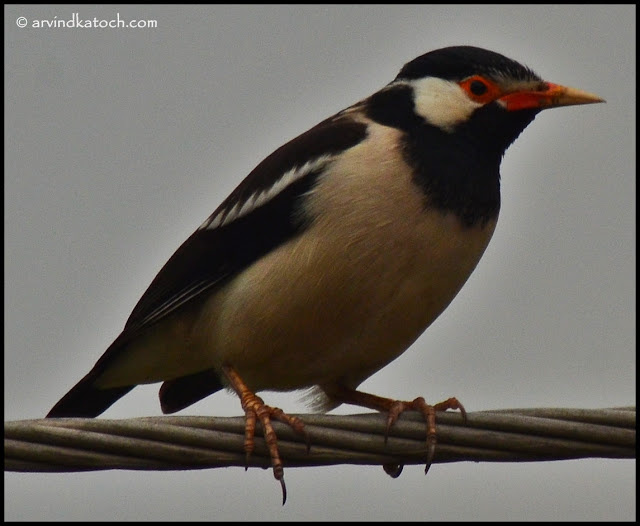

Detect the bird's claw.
[
  {"left": 223, "top": 365, "right": 308, "bottom": 505},
  {"left": 238, "top": 392, "right": 306, "bottom": 505},
  {"left": 382, "top": 396, "right": 466, "bottom": 476}
]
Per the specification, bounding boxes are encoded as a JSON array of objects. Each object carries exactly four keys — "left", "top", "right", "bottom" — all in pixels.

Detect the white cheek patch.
[
  {"left": 408, "top": 77, "right": 482, "bottom": 132},
  {"left": 199, "top": 154, "right": 333, "bottom": 230}
]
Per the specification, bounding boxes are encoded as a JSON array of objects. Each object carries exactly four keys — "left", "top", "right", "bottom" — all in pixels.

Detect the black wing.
[
  {"left": 124, "top": 116, "right": 367, "bottom": 335},
  {"left": 47, "top": 116, "right": 367, "bottom": 417}
]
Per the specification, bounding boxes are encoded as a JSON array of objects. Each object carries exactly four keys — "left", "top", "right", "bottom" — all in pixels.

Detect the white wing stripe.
[{"left": 199, "top": 154, "right": 333, "bottom": 230}]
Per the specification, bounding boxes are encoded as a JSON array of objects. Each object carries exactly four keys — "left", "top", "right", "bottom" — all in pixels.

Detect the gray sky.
[{"left": 4, "top": 4, "right": 635, "bottom": 521}]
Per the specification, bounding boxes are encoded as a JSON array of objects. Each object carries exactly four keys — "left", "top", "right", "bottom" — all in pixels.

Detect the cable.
[{"left": 5, "top": 407, "right": 635, "bottom": 473}]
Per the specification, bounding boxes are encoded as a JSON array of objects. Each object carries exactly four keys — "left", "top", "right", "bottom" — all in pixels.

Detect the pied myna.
[{"left": 47, "top": 46, "right": 604, "bottom": 503}]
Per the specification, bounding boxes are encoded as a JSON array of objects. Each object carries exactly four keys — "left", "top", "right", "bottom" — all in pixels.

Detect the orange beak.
[{"left": 500, "top": 82, "right": 605, "bottom": 111}]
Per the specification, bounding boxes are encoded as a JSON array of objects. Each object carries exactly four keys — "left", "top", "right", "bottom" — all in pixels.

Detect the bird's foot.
[
  {"left": 384, "top": 396, "right": 466, "bottom": 474},
  {"left": 323, "top": 385, "right": 465, "bottom": 476},
  {"left": 222, "top": 365, "right": 309, "bottom": 505}
]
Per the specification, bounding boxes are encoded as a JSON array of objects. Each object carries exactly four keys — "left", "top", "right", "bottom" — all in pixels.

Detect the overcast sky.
[{"left": 4, "top": 4, "right": 635, "bottom": 521}]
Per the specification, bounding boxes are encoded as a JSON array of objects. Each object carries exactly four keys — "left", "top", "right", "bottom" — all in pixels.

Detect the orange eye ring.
[{"left": 459, "top": 75, "right": 502, "bottom": 104}]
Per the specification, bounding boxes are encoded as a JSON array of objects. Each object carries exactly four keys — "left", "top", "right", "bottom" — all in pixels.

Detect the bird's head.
[
  {"left": 363, "top": 46, "right": 604, "bottom": 227},
  {"left": 368, "top": 45, "right": 603, "bottom": 152},
  {"left": 396, "top": 45, "right": 603, "bottom": 130}
]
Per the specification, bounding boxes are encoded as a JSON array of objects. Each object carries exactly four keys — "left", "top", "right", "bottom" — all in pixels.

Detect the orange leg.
[
  {"left": 324, "top": 384, "right": 466, "bottom": 474},
  {"left": 222, "top": 365, "right": 309, "bottom": 505}
]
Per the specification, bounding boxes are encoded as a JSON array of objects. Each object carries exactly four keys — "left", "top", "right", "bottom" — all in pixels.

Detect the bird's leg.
[
  {"left": 221, "top": 365, "right": 309, "bottom": 505},
  {"left": 324, "top": 384, "right": 466, "bottom": 475}
]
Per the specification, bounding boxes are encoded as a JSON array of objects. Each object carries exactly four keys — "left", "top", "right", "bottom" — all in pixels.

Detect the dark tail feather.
[
  {"left": 47, "top": 376, "right": 134, "bottom": 418},
  {"left": 159, "top": 368, "right": 224, "bottom": 414}
]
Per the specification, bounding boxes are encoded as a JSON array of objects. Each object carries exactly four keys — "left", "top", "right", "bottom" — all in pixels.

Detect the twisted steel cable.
[{"left": 5, "top": 407, "right": 635, "bottom": 473}]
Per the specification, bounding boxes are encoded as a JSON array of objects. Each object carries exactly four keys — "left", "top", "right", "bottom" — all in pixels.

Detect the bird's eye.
[
  {"left": 470, "top": 80, "right": 488, "bottom": 96},
  {"left": 459, "top": 76, "right": 501, "bottom": 104}
]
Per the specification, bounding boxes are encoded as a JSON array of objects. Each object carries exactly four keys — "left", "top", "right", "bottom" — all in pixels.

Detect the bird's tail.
[
  {"left": 46, "top": 375, "right": 134, "bottom": 418},
  {"left": 158, "top": 368, "right": 224, "bottom": 414}
]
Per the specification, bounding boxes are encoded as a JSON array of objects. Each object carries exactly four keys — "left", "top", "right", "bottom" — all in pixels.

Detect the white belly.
[
  {"left": 199, "top": 209, "right": 495, "bottom": 391},
  {"left": 96, "top": 123, "right": 497, "bottom": 392},
  {"left": 198, "top": 125, "right": 497, "bottom": 391}
]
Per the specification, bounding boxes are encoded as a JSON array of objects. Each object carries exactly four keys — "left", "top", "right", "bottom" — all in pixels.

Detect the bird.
[{"left": 46, "top": 45, "right": 603, "bottom": 503}]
